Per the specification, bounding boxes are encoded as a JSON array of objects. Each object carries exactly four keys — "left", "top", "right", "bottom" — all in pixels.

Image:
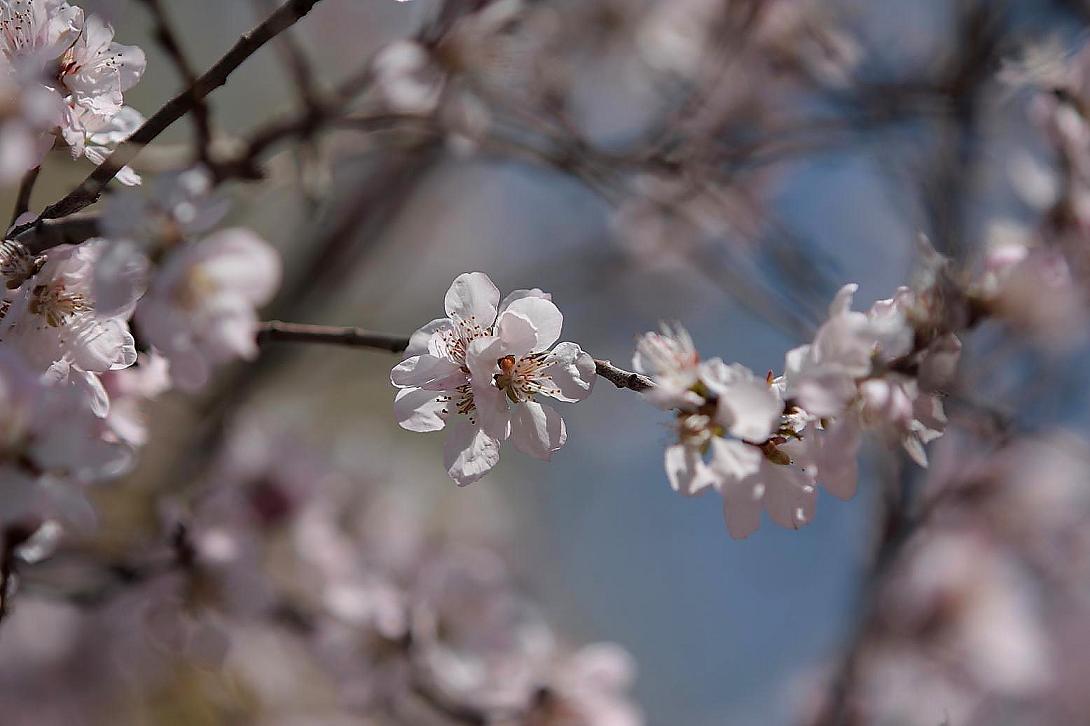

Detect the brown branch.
[
  {"left": 14, "top": 215, "right": 101, "bottom": 256},
  {"left": 14, "top": 0, "right": 329, "bottom": 231},
  {"left": 257, "top": 320, "right": 410, "bottom": 353},
  {"left": 256, "top": 321, "right": 655, "bottom": 393}
]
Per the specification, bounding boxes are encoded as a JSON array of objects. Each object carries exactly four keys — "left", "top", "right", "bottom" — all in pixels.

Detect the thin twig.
[{"left": 255, "top": 321, "right": 656, "bottom": 393}]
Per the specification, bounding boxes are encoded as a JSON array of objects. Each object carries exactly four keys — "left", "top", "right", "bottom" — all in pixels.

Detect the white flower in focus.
[
  {"left": 0, "top": 240, "right": 139, "bottom": 403},
  {"left": 135, "top": 229, "right": 281, "bottom": 391},
  {"left": 54, "top": 13, "right": 144, "bottom": 118},
  {"left": 392, "top": 272, "right": 595, "bottom": 485},
  {"left": 466, "top": 296, "right": 595, "bottom": 462}
]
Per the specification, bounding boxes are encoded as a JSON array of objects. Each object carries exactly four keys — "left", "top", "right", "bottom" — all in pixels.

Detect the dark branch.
[{"left": 256, "top": 321, "right": 655, "bottom": 393}]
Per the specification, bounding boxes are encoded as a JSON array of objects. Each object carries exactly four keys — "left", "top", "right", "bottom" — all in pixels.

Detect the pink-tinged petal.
[
  {"left": 478, "top": 385, "right": 512, "bottom": 442},
  {"left": 407, "top": 317, "right": 453, "bottom": 357},
  {"left": 390, "top": 354, "right": 465, "bottom": 391},
  {"left": 498, "top": 288, "right": 551, "bottom": 314},
  {"left": 63, "top": 314, "right": 137, "bottom": 372},
  {"left": 541, "top": 342, "right": 596, "bottom": 402},
  {"left": 443, "top": 419, "right": 501, "bottom": 486},
  {"left": 498, "top": 296, "right": 563, "bottom": 352},
  {"left": 762, "top": 465, "right": 817, "bottom": 531},
  {"left": 811, "top": 416, "right": 861, "bottom": 500},
  {"left": 493, "top": 307, "right": 537, "bottom": 357},
  {"left": 394, "top": 387, "right": 447, "bottom": 432},
  {"left": 466, "top": 336, "right": 503, "bottom": 387},
  {"left": 828, "top": 283, "right": 859, "bottom": 317},
  {"left": 444, "top": 272, "right": 500, "bottom": 326},
  {"left": 509, "top": 401, "right": 566, "bottom": 460},
  {"left": 705, "top": 362, "right": 782, "bottom": 442},
  {"left": 198, "top": 229, "right": 282, "bottom": 306},
  {"left": 720, "top": 478, "right": 763, "bottom": 540},
  {"left": 709, "top": 438, "right": 762, "bottom": 482},
  {"left": 664, "top": 444, "right": 715, "bottom": 496}
]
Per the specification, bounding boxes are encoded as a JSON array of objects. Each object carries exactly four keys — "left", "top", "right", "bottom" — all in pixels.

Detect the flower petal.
[
  {"left": 443, "top": 419, "right": 501, "bottom": 485},
  {"left": 496, "top": 296, "right": 563, "bottom": 353},
  {"left": 394, "top": 387, "right": 447, "bottom": 432},
  {"left": 390, "top": 354, "right": 465, "bottom": 391},
  {"left": 541, "top": 342, "right": 596, "bottom": 402},
  {"left": 498, "top": 288, "right": 551, "bottom": 314},
  {"left": 664, "top": 444, "right": 716, "bottom": 496},
  {"left": 509, "top": 401, "right": 566, "bottom": 460},
  {"left": 407, "top": 318, "right": 452, "bottom": 358},
  {"left": 444, "top": 272, "right": 500, "bottom": 326}
]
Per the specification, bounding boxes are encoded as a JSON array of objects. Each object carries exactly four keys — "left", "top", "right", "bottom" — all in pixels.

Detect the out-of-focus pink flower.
[{"left": 136, "top": 229, "right": 281, "bottom": 391}]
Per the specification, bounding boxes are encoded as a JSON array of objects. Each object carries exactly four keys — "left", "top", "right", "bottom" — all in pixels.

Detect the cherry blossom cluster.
[
  {"left": 1, "top": 421, "right": 641, "bottom": 725},
  {"left": 634, "top": 283, "right": 961, "bottom": 539},
  {"left": 0, "top": 0, "right": 145, "bottom": 184},
  {"left": 392, "top": 272, "right": 596, "bottom": 485},
  {"left": 0, "top": 166, "right": 280, "bottom": 530}
]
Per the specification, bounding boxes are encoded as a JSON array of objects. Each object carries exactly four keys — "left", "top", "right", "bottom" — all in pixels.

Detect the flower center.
[
  {"left": 438, "top": 383, "right": 477, "bottom": 423},
  {"left": 439, "top": 315, "right": 491, "bottom": 368},
  {"left": 493, "top": 352, "right": 558, "bottom": 403},
  {"left": 28, "top": 281, "right": 90, "bottom": 327}
]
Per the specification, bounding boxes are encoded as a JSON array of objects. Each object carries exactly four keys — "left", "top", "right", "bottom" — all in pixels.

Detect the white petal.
[
  {"left": 811, "top": 417, "right": 860, "bottom": 500},
  {"left": 706, "top": 363, "right": 782, "bottom": 442},
  {"left": 498, "top": 288, "right": 550, "bottom": 314},
  {"left": 394, "top": 387, "right": 447, "bottom": 432},
  {"left": 407, "top": 318, "right": 452, "bottom": 357},
  {"left": 390, "top": 355, "right": 465, "bottom": 391},
  {"left": 709, "top": 438, "right": 763, "bottom": 483},
  {"left": 664, "top": 444, "right": 715, "bottom": 496},
  {"left": 444, "top": 272, "right": 500, "bottom": 326},
  {"left": 443, "top": 420, "right": 501, "bottom": 485},
  {"left": 497, "top": 296, "right": 563, "bottom": 353},
  {"left": 762, "top": 464, "right": 817, "bottom": 531},
  {"left": 720, "top": 479, "right": 763, "bottom": 540},
  {"left": 541, "top": 342, "right": 596, "bottom": 402},
  {"left": 509, "top": 401, "right": 566, "bottom": 460}
]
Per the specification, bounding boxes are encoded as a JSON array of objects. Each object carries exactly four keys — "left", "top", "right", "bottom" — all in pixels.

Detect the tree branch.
[{"left": 255, "top": 321, "right": 656, "bottom": 393}]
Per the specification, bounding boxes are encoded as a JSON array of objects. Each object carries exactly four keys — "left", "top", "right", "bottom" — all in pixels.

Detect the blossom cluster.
[
  {"left": 0, "top": 165, "right": 280, "bottom": 532},
  {"left": 0, "top": 0, "right": 145, "bottom": 183},
  {"left": 0, "top": 421, "right": 642, "bottom": 725},
  {"left": 392, "top": 272, "right": 596, "bottom": 485},
  {"left": 634, "top": 283, "right": 961, "bottom": 539}
]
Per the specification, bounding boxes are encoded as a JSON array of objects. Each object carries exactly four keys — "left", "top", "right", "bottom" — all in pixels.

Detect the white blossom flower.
[
  {"left": 0, "top": 240, "right": 139, "bottom": 408},
  {"left": 392, "top": 272, "right": 595, "bottom": 485},
  {"left": 135, "top": 229, "right": 281, "bottom": 391}
]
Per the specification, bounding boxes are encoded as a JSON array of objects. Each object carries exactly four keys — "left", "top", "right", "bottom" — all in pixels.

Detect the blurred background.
[{"left": 5, "top": 0, "right": 1090, "bottom": 723}]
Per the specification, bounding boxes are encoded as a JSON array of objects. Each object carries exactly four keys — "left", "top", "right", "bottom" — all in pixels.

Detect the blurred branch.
[
  {"left": 256, "top": 321, "right": 656, "bottom": 393},
  {"left": 138, "top": 0, "right": 214, "bottom": 165},
  {"left": 10, "top": 166, "right": 39, "bottom": 227}
]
